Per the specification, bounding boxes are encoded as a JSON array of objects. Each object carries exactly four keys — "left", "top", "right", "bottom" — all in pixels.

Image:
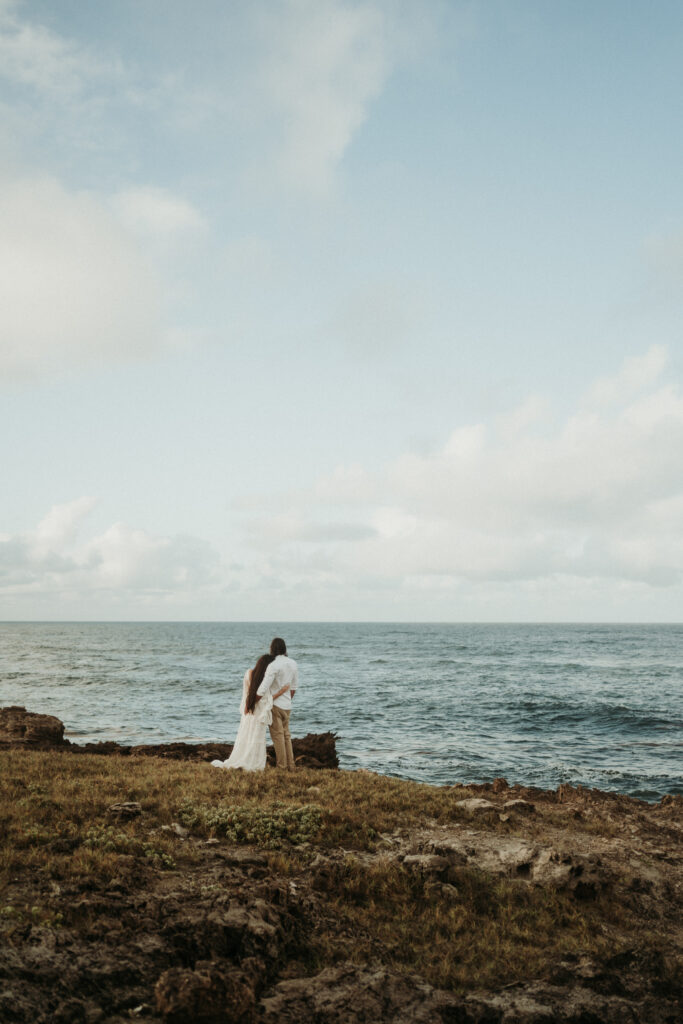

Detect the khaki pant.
[{"left": 269, "top": 706, "right": 295, "bottom": 770}]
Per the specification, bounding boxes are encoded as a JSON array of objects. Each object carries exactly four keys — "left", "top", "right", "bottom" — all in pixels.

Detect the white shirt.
[{"left": 257, "top": 654, "right": 298, "bottom": 710}]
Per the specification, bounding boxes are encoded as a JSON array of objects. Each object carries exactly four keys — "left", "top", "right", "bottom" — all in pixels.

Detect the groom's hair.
[{"left": 270, "top": 637, "right": 287, "bottom": 656}]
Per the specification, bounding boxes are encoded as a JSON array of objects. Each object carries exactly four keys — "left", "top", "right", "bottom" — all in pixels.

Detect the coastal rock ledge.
[
  {"left": 0, "top": 705, "right": 65, "bottom": 746},
  {"left": 0, "top": 706, "right": 338, "bottom": 769}
]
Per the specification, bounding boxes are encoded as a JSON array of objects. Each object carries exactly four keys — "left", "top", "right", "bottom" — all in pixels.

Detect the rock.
[
  {"left": 269, "top": 731, "right": 339, "bottom": 770},
  {"left": 503, "top": 798, "right": 536, "bottom": 815},
  {"left": 260, "top": 964, "right": 458, "bottom": 1024},
  {"left": 215, "top": 848, "right": 268, "bottom": 868},
  {"left": 530, "top": 849, "right": 605, "bottom": 898},
  {"left": 658, "top": 793, "right": 683, "bottom": 814},
  {"left": 455, "top": 798, "right": 497, "bottom": 815},
  {"left": 0, "top": 706, "right": 338, "bottom": 768},
  {"left": 155, "top": 963, "right": 255, "bottom": 1023},
  {"left": 425, "top": 831, "right": 608, "bottom": 898},
  {"left": 107, "top": 802, "right": 142, "bottom": 820},
  {"left": 402, "top": 854, "right": 450, "bottom": 877},
  {"left": 495, "top": 839, "right": 540, "bottom": 875},
  {"left": 0, "top": 706, "right": 65, "bottom": 747},
  {"left": 491, "top": 777, "right": 509, "bottom": 793},
  {"left": 557, "top": 782, "right": 586, "bottom": 803},
  {"left": 260, "top": 962, "right": 678, "bottom": 1023},
  {"left": 423, "top": 880, "right": 460, "bottom": 903}
]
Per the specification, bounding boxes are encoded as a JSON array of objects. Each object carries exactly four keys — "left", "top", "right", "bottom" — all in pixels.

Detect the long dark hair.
[{"left": 244, "top": 654, "right": 275, "bottom": 714}]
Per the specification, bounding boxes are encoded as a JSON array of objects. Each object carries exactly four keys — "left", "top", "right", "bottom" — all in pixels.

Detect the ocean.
[{"left": 1, "top": 622, "right": 681, "bottom": 801}]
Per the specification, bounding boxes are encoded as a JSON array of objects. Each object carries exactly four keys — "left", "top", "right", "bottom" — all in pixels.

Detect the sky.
[{"left": 1, "top": 0, "right": 682, "bottom": 622}]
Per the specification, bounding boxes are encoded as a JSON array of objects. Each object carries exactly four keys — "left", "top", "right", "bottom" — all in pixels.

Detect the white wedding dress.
[{"left": 211, "top": 669, "right": 272, "bottom": 772}]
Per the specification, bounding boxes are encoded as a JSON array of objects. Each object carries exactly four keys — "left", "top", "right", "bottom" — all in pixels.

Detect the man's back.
[{"left": 259, "top": 654, "right": 298, "bottom": 709}]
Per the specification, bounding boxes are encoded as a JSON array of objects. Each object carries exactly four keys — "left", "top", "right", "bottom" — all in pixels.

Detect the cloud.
[
  {"left": 30, "top": 496, "right": 97, "bottom": 561},
  {"left": 0, "top": 499, "right": 223, "bottom": 600},
  {"left": 112, "top": 187, "right": 207, "bottom": 238},
  {"left": 3, "top": 349, "right": 681, "bottom": 618},
  {"left": 246, "top": 513, "right": 377, "bottom": 544},
  {"left": 82, "top": 523, "right": 221, "bottom": 591},
  {"left": 1, "top": 0, "right": 436, "bottom": 205},
  {"left": 0, "top": 0, "right": 104, "bottom": 99},
  {"left": 255, "top": 0, "right": 413, "bottom": 193},
  {"left": 0, "top": 174, "right": 164, "bottom": 380},
  {"left": 244, "top": 347, "right": 683, "bottom": 592},
  {"left": 586, "top": 345, "right": 668, "bottom": 408},
  {"left": 0, "top": 0, "right": 218, "bottom": 173}
]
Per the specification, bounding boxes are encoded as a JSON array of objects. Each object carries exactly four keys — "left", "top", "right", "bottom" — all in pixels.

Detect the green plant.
[{"left": 178, "top": 800, "right": 323, "bottom": 848}]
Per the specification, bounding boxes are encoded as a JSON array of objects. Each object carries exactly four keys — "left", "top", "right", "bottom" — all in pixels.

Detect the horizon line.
[{"left": 1, "top": 619, "right": 681, "bottom": 627}]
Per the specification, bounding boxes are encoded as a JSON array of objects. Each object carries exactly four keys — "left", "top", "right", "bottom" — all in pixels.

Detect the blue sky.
[{"left": 1, "top": 0, "right": 682, "bottom": 620}]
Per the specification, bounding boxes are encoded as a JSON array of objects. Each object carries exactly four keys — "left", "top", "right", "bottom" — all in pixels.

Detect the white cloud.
[
  {"left": 0, "top": 174, "right": 164, "bottom": 380},
  {"left": 82, "top": 523, "right": 220, "bottom": 591},
  {"left": 243, "top": 347, "right": 683, "bottom": 594},
  {"left": 256, "top": 0, "right": 409, "bottom": 193},
  {"left": 30, "top": 497, "right": 97, "bottom": 561},
  {"left": 587, "top": 345, "right": 668, "bottom": 408},
  {"left": 0, "top": 499, "right": 223, "bottom": 601},
  {"left": 0, "top": 0, "right": 103, "bottom": 98},
  {"left": 0, "top": 0, "right": 433, "bottom": 207},
  {"left": 246, "top": 513, "right": 376, "bottom": 544},
  {"left": 0, "top": 1, "right": 218, "bottom": 176}
]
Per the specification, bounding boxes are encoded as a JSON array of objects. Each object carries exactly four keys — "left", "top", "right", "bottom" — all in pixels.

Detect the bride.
[{"left": 211, "top": 653, "right": 288, "bottom": 772}]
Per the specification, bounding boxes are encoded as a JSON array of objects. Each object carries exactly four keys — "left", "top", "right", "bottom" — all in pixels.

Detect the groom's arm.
[{"left": 257, "top": 662, "right": 277, "bottom": 697}]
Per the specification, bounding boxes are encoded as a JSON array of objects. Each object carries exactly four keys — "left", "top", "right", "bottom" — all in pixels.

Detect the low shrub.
[{"left": 178, "top": 799, "right": 323, "bottom": 848}]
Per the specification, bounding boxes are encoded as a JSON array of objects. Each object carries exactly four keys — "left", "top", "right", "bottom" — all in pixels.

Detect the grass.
[
  {"left": 298, "top": 855, "right": 622, "bottom": 991},
  {"left": 0, "top": 749, "right": 678, "bottom": 996}
]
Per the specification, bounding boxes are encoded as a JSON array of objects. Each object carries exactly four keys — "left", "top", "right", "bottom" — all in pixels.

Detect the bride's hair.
[{"left": 245, "top": 653, "right": 275, "bottom": 714}]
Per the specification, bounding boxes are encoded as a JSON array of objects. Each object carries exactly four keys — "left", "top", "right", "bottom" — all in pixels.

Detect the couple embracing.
[{"left": 212, "top": 637, "right": 298, "bottom": 773}]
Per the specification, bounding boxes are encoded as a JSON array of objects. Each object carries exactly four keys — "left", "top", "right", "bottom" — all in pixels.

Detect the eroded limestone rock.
[
  {"left": 423, "top": 829, "right": 608, "bottom": 897},
  {"left": 0, "top": 706, "right": 64, "bottom": 747},
  {"left": 455, "top": 798, "right": 497, "bottom": 815},
  {"left": 259, "top": 962, "right": 677, "bottom": 1023}
]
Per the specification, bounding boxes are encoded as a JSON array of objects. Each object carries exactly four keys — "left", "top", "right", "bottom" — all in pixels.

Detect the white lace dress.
[{"left": 211, "top": 669, "right": 272, "bottom": 772}]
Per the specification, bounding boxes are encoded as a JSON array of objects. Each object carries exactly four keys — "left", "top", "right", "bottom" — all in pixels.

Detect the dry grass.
[
  {"left": 0, "top": 750, "right": 498, "bottom": 872},
  {"left": 298, "top": 855, "right": 626, "bottom": 991}
]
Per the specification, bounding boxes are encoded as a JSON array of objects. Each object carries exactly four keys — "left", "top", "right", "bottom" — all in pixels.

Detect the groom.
[{"left": 257, "top": 637, "right": 298, "bottom": 770}]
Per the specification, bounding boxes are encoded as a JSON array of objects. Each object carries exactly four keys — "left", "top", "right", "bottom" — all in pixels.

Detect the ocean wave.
[{"left": 505, "top": 698, "right": 680, "bottom": 732}]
